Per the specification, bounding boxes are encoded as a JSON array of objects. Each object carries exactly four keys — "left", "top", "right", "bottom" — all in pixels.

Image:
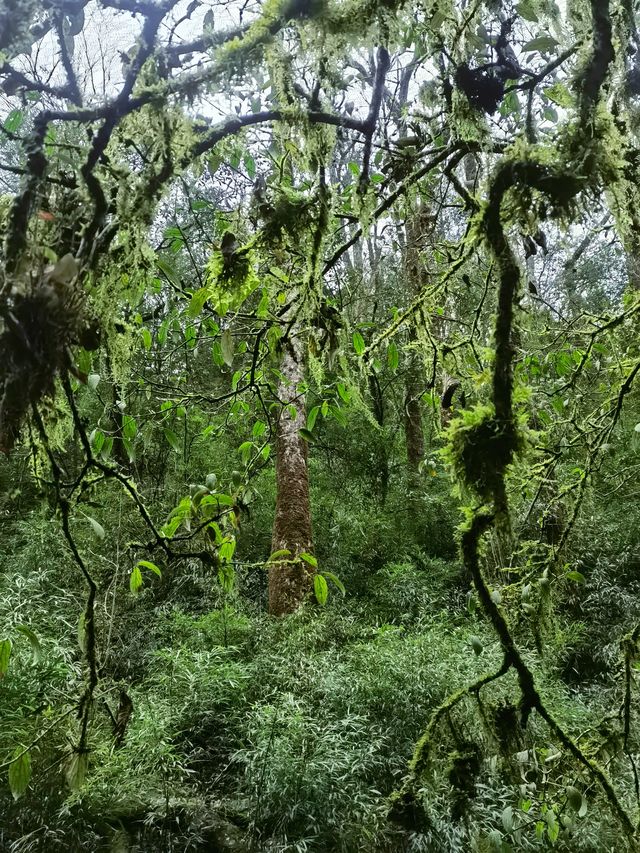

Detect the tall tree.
[{"left": 269, "top": 329, "right": 315, "bottom": 614}]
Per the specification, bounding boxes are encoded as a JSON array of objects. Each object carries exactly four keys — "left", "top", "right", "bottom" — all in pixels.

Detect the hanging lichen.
[
  {"left": 205, "top": 238, "right": 260, "bottom": 317},
  {"left": 0, "top": 254, "right": 99, "bottom": 452}
]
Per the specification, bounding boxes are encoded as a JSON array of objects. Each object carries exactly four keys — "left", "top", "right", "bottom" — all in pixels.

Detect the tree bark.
[
  {"left": 625, "top": 236, "right": 640, "bottom": 291},
  {"left": 268, "top": 333, "right": 314, "bottom": 615},
  {"left": 403, "top": 210, "right": 429, "bottom": 473}
]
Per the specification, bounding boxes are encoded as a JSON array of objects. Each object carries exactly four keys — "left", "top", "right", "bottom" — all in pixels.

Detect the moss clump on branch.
[
  {"left": 205, "top": 241, "right": 259, "bottom": 317},
  {"left": 444, "top": 404, "right": 524, "bottom": 501},
  {"left": 261, "top": 188, "right": 315, "bottom": 245}
]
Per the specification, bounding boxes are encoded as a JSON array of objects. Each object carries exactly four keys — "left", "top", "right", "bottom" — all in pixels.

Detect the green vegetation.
[{"left": 1, "top": 0, "right": 640, "bottom": 850}]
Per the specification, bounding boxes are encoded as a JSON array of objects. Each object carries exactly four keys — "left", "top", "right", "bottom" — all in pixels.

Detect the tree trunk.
[
  {"left": 403, "top": 210, "right": 429, "bottom": 473},
  {"left": 404, "top": 362, "right": 424, "bottom": 473},
  {"left": 368, "top": 367, "right": 389, "bottom": 503},
  {"left": 268, "top": 333, "right": 314, "bottom": 616},
  {"left": 625, "top": 234, "right": 640, "bottom": 291}
]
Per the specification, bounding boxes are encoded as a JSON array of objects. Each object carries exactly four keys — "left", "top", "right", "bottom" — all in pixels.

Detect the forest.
[{"left": 1, "top": 0, "right": 640, "bottom": 850}]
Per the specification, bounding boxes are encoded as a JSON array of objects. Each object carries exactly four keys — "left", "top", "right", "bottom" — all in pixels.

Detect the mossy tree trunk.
[
  {"left": 624, "top": 234, "right": 640, "bottom": 291},
  {"left": 268, "top": 331, "right": 314, "bottom": 616},
  {"left": 403, "top": 211, "right": 428, "bottom": 475}
]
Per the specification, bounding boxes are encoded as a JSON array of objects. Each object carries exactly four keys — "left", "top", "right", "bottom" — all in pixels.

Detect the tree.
[{"left": 2, "top": 0, "right": 640, "bottom": 846}]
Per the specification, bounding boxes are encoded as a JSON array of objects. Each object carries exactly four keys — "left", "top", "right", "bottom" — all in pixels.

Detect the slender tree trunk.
[
  {"left": 403, "top": 210, "right": 428, "bottom": 473},
  {"left": 625, "top": 234, "right": 640, "bottom": 291},
  {"left": 404, "top": 361, "right": 424, "bottom": 473},
  {"left": 268, "top": 332, "right": 314, "bottom": 616},
  {"left": 368, "top": 367, "right": 389, "bottom": 503}
]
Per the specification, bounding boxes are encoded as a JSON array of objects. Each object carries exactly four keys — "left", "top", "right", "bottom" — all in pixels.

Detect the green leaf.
[
  {"left": 201, "top": 493, "right": 234, "bottom": 507},
  {"left": 187, "top": 287, "right": 209, "bottom": 318},
  {"left": 256, "top": 289, "right": 270, "bottom": 318},
  {"left": 4, "top": 108, "right": 24, "bottom": 133},
  {"left": 470, "top": 635, "right": 483, "bottom": 655},
  {"left": 130, "top": 565, "right": 143, "bottom": 594},
  {"left": 322, "top": 570, "right": 346, "bottom": 595},
  {"left": 221, "top": 329, "right": 234, "bottom": 366},
  {"left": 137, "top": 560, "right": 161, "bottom": 577},
  {"left": 157, "top": 258, "right": 180, "bottom": 285},
  {"left": 306, "top": 405, "right": 320, "bottom": 432},
  {"left": 231, "top": 369, "right": 242, "bottom": 391},
  {"left": 268, "top": 549, "right": 292, "bottom": 562},
  {"left": 244, "top": 154, "right": 256, "bottom": 178},
  {"left": 299, "top": 552, "right": 318, "bottom": 567},
  {"left": 185, "top": 324, "right": 197, "bottom": 349},
  {"left": 329, "top": 404, "right": 347, "bottom": 427},
  {"left": 516, "top": 0, "right": 538, "bottom": 21},
  {"left": 100, "top": 436, "right": 113, "bottom": 461},
  {"left": 122, "top": 414, "right": 137, "bottom": 440},
  {"left": 161, "top": 516, "right": 182, "bottom": 538},
  {"left": 164, "top": 429, "right": 181, "bottom": 453},
  {"left": 545, "top": 809, "right": 559, "bottom": 842},
  {"left": 0, "top": 638, "right": 12, "bottom": 677},
  {"left": 158, "top": 319, "right": 169, "bottom": 345},
  {"left": 219, "top": 537, "right": 236, "bottom": 563},
  {"left": 238, "top": 440, "right": 254, "bottom": 464},
  {"left": 522, "top": 35, "right": 558, "bottom": 52},
  {"left": 9, "top": 749, "right": 31, "bottom": 800},
  {"left": 141, "top": 328, "right": 152, "bottom": 351},
  {"left": 65, "top": 750, "right": 88, "bottom": 791},
  {"left": 566, "top": 570, "right": 585, "bottom": 583},
  {"left": 211, "top": 340, "right": 224, "bottom": 366},
  {"left": 207, "top": 521, "right": 224, "bottom": 544},
  {"left": 566, "top": 786, "right": 582, "bottom": 812},
  {"left": 387, "top": 342, "right": 399, "bottom": 370},
  {"left": 299, "top": 428, "right": 315, "bottom": 443},
  {"left": 487, "top": 829, "right": 503, "bottom": 849},
  {"left": 270, "top": 266, "right": 289, "bottom": 283},
  {"left": 164, "top": 226, "right": 183, "bottom": 239},
  {"left": 337, "top": 383, "right": 351, "bottom": 404},
  {"left": 123, "top": 439, "right": 135, "bottom": 463},
  {"left": 15, "top": 625, "right": 42, "bottom": 663},
  {"left": 321, "top": 400, "right": 329, "bottom": 417},
  {"left": 314, "top": 573, "right": 328, "bottom": 605},
  {"left": 85, "top": 515, "right": 105, "bottom": 540},
  {"left": 353, "top": 331, "right": 365, "bottom": 355},
  {"left": 218, "top": 563, "right": 235, "bottom": 592},
  {"left": 501, "top": 805, "right": 514, "bottom": 832}
]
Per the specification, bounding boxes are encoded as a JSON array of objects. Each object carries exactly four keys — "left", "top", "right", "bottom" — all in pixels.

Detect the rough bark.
[
  {"left": 268, "top": 333, "right": 314, "bottom": 616},
  {"left": 403, "top": 210, "right": 430, "bottom": 473},
  {"left": 368, "top": 367, "right": 389, "bottom": 503},
  {"left": 404, "top": 371, "right": 424, "bottom": 473},
  {"left": 624, "top": 234, "right": 640, "bottom": 291}
]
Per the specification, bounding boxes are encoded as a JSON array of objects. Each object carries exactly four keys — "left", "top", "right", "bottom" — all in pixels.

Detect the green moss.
[
  {"left": 443, "top": 404, "right": 524, "bottom": 501},
  {"left": 205, "top": 243, "right": 260, "bottom": 317}
]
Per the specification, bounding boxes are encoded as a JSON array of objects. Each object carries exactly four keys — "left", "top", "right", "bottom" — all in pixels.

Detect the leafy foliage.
[{"left": 0, "top": 0, "right": 640, "bottom": 850}]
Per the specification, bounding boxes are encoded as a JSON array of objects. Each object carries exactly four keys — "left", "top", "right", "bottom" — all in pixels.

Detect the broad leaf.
[
  {"left": 314, "top": 574, "right": 328, "bottom": 605},
  {"left": 9, "top": 749, "right": 31, "bottom": 800},
  {"left": 0, "top": 639, "right": 11, "bottom": 677}
]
